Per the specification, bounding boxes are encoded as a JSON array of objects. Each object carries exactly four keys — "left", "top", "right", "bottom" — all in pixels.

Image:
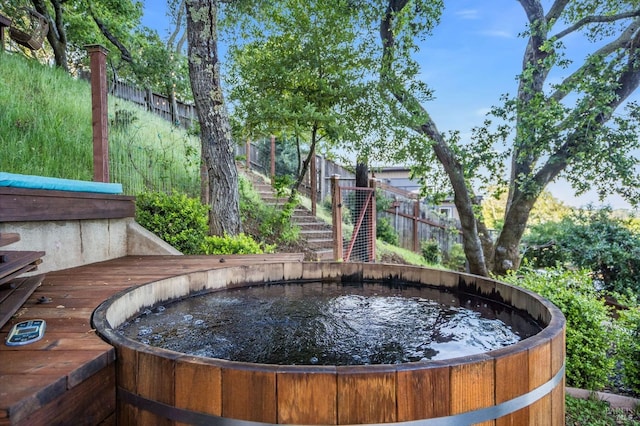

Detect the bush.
[
  {"left": 617, "top": 304, "right": 640, "bottom": 394},
  {"left": 201, "top": 233, "right": 275, "bottom": 255},
  {"left": 443, "top": 243, "right": 466, "bottom": 271},
  {"left": 238, "top": 175, "right": 300, "bottom": 246},
  {"left": 421, "top": 239, "right": 441, "bottom": 264},
  {"left": 504, "top": 267, "right": 616, "bottom": 390},
  {"left": 259, "top": 196, "right": 301, "bottom": 244},
  {"left": 377, "top": 217, "right": 399, "bottom": 246},
  {"left": 523, "top": 208, "right": 640, "bottom": 296},
  {"left": 135, "top": 191, "right": 209, "bottom": 254}
]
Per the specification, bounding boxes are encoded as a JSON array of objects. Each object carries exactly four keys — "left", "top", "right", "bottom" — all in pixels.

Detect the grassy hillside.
[{"left": 0, "top": 53, "right": 200, "bottom": 196}]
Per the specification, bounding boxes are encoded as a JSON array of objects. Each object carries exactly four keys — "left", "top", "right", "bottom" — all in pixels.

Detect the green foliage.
[
  {"left": 260, "top": 195, "right": 301, "bottom": 245},
  {"left": 565, "top": 395, "right": 640, "bottom": 426},
  {"left": 421, "top": 239, "right": 441, "bottom": 264},
  {"left": 482, "top": 187, "right": 572, "bottom": 232},
  {"left": 376, "top": 217, "right": 399, "bottom": 246},
  {"left": 617, "top": 304, "right": 640, "bottom": 394},
  {"left": 135, "top": 191, "right": 209, "bottom": 254},
  {"left": 523, "top": 208, "right": 640, "bottom": 296},
  {"left": 227, "top": 0, "right": 387, "bottom": 165},
  {"left": 504, "top": 267, "right": 615, "bottom": 390},
  {"left": 0, "top": 54, "right": 200, "bottom": 195},
  {"left": 522, "top": 220, "right": 571, "bottom": 266},
  {"left": 0, "top": 54, "right": 93, "bottom": 180},
  {"left": 238, "top": 175, "right": 301, "bottom": 246},
  {"left": 443, "top": 243, "right": 466, "bottom": 272},
  {"left": 201, "top": 233, "right": 274, "bottom": 255},
  {"left": 109, "top": 103, "right": 201, "bottom": 196}
]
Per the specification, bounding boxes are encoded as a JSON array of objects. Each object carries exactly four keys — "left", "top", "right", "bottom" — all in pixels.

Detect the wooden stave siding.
[{"left": 98, "top": 262, "right": 565, "bottom": 425}]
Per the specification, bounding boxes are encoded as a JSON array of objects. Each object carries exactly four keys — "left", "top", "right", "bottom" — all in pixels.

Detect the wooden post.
[
  {"left": 146, "top": 88, "right": 154, "bottom": 112},
  {"left": 245, "top": 137, "right": 251, "bottom": 170},
  {"left": 270, "top": 134, "right": 276, "bottom": 179},
  {"left": 369, "top": 178, "right": 377, "bottom": 262},
  {"left": 0, "top": 15, "right": 10, "bottom": 53},
  {"left": 413, "top": 198, "right": 420, "bottom": 252},
  {"left": 86, "top": 44, "right": 110, "bottom": 183},
  {"left": 310, "top": 148, "right": 317, "bottom": 216},
  {"left": 331, "top": 175, "right": 343, "bottom": 262}
]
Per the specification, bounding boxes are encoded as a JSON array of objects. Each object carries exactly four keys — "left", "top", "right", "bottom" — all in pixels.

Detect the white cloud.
[
  {"left": 455, "top": 9, "right": 479, "bottom": 20},
  {"left": 479, "top": 29, "right": 514, "bottom": 39}
]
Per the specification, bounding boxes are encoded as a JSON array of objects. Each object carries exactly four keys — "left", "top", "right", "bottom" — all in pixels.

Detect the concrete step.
[{"left": 296, "top": 222, "right": 331, "bottom": 229}]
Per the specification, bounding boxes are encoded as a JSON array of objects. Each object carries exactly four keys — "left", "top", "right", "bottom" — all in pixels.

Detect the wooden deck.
[{"left": 0, "top": 253, "right": 304, "bottom": 425}]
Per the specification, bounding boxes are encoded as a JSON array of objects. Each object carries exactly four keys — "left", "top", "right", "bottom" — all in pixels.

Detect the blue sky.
[{"left": 141, "top": 1, "right": 634, "bottom": 210}]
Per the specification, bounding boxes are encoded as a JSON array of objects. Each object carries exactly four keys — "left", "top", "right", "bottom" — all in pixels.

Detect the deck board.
[
  {"left": 0, "top": 253, "right": 304, "bottom": 424},
  {"left": 0, "top": 276, "right": 45, "bottom": 328}
]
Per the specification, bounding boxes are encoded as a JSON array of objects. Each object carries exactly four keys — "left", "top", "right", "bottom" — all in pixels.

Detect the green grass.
[
  {"left": 0, "top": 54, "right": 93, "bottom": 180},
  {"left": 0, "top": 53, "right": 200, "bottom": 195}
]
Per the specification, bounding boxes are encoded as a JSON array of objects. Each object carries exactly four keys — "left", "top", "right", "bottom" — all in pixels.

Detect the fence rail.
[
  {"left": 80, "top": 72, "right": 197, "bottom": 130},
  {"left": 109, "top": 80, "right": 197, "bottom": 130},
  {"left": 239, "top": 140, "right": 462, "bottom": 258}
]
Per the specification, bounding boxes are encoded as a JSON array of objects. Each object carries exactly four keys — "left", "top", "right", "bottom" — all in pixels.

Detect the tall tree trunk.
[
  {"left": 492, "top": 190, "right": 536, "bottom": 275},
  {"left": 32, "top": 0, "right": 68, "bottom": 71},
  {"left": 185, "top": 0, "right": 242, "bottom": 236},
  {"left": 380, "top": 1, "right": 488, "bottom": 276},
  {"left": 290, "top": 124, "right": 319, "bottom": 204}
]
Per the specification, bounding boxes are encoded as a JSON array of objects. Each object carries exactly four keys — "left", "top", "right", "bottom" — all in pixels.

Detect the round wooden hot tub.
[{"left": 92, "top": 262, "right": 565, "bottom": 425}]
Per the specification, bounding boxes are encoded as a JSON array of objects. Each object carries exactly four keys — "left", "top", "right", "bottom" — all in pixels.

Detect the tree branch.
[
  {"left": 535, "top": 42, "right": 640, "bottom": 188},
  {"left": 91, "top": 12, "right": 133, "bottom": 63},
  {"left": 545, "top": 0, "right": 570, "bottom": 23},
  {"left": 550, "top": 19, "right": 640, "bottom": 103},
  {"left": 552, "top": 9, "right": 640, "bottom": 41},
  {"left": 379, "top": 0, "right": 488, "bottom": 276},
  {"left": 168, "top": 0, "right": 186, "bottom": 50}
]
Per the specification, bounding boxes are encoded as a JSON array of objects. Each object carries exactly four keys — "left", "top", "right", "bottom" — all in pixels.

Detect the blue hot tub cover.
[{"left": 0, "top": 172, "right": 123, "bottom": 194}]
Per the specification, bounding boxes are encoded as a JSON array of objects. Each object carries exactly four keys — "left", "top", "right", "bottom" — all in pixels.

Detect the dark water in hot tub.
[{"left": 118, "top": 281, "right": 542, "bottom": 365}]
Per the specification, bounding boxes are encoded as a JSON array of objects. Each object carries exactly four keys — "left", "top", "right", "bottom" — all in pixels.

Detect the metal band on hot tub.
[{"left": 118, "top": 362, "right": 565, "bottom": 426}]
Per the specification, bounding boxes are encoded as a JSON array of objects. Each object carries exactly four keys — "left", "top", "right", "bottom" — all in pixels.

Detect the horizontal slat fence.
[{"left": 80, "top": 72, "right": 197, "bottom": 130}]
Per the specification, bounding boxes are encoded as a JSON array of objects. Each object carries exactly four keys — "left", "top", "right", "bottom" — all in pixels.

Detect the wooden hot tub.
[{"left": 92, "top": 262, "right": 565, "bottom": 425}]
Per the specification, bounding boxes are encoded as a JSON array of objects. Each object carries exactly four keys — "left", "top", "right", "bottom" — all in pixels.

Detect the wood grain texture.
[
  {"left": 0, "top": 254, "right": 302, "bottom": 425},
  {"left": 450, "top": 357, "right": 495, "bottom": 426},
  {"left": 397, "top": 364, "right": 450, "bottom": 421},
  {"left": 222, "top": 367, "right": 277, "bottom": 422},
  {"left": 175, "top": 357, "right": 222, "bottom": 425},
  {"left": 277, "top": 370, "right": 337, "bottom": 424},
  {"left": 0, "top": 187, "right": 135, "bottom": 222},
  {"left": 495, "top": 349, "right": 529, "bottom": 426},
  {"left": 337, "top": 368, "right": 396, "bottom": 424},
  {"left": 528, "top": 339, "right": 552, "bottom": 426}
]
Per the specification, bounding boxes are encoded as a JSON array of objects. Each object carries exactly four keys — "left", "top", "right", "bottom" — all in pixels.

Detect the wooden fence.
[
  {"left": 375, "top": 181, "right": 462, "bottom": 254},
  {"left": 109, "top": 80, "right": 197, "bottom": 130},
  {"left": 239, "top": 140, "right": 462, "bottom": 256},
  {"left": 80, "top": 72, "right": 197, "bottom": 130}
]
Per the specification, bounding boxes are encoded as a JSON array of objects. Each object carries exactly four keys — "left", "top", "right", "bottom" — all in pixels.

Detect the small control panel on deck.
[{"left": 5, "top": 319, "right": 46, "bottom": 346}]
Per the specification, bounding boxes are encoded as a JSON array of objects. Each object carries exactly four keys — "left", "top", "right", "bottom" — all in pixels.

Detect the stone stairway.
[{"left": 242, "top": 169, "right": 335, "bottom": 261}]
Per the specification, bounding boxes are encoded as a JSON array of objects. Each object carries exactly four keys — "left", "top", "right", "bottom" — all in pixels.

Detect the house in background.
[{"left": 370, "top": 166, "right": 460, "bottom": 223}]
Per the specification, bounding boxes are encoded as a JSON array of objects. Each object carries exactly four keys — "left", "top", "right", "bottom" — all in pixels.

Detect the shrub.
[
  {"left": 503, "top": 267, "right": 616, "bottom": 390},
  {"left": 259, "top": 196, "right": 300, "bottom": 244},
  {"left": 617, "top": 303, "right": 640, "bottom": 394},
  {"left": 443, "top": 243, "right": 466, "bottom": 271},
  {"left": 421, "top": 239, "right": 441, "bottom": 264},
  {"left": 523, "top": 208, "right": 640, "bottom": 297},
  {"left": 135, "top": 191, "right": 209, "bottom": 254},
  {"left": 377, "top": 217, "right": 399, "bottom": 246},
  {"left": 238, "top": 175, "right": 300, "bottom": 246},
  {"left": 201, "top": 233, "right": 275, "bottom": 255}
]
